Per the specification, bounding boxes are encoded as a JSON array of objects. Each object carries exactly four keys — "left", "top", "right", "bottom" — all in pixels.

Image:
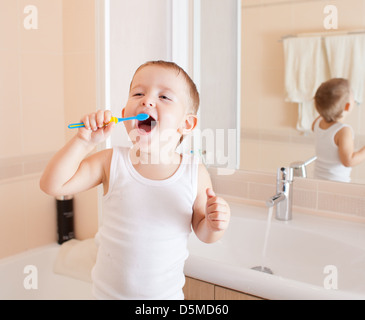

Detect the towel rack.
[{"left": 279, "top": 30, "right": 365, "bottom": 42}]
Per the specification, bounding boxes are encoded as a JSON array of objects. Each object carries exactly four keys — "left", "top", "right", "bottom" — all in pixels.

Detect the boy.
[
  {"left": 40, "top": 61, "right": 230, "bottom": 299},
  {"left": 312, "top": 78, "right": 365, "bottom": 182}
]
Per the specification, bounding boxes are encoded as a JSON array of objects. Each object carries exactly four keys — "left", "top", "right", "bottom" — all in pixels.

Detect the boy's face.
[{"left": 123, "top": 65, "right": 196, "bottom": 151}]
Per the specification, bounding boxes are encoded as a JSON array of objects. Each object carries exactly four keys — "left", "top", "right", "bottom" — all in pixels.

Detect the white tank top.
[
  {"left": 313, "top": 118, "right": 353, "bottom": 183},
  {"left": 91, "top": 147, "right": 199, "bottom": 300}
]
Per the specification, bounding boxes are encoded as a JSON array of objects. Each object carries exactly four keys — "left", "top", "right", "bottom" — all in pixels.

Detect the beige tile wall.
[{"left": 0, "top": 0, "right": 98, "bottom": 259}]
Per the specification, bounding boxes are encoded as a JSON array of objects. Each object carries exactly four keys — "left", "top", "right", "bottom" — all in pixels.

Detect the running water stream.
[{"left": 252, "top": 207, "right": 274, "bottom": 274}]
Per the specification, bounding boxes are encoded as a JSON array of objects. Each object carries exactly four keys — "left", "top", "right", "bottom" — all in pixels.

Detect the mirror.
[{"left": 240, "top": 0, "right": 365, "bottom": 184}]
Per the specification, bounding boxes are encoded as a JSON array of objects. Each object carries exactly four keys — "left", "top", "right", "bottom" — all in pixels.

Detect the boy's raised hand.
[
  {"left": 77, "top": 110, "right": 115, "bottom": 145},
  {"left": 205, "top": 188, "right": 230, "bottom": 232}
]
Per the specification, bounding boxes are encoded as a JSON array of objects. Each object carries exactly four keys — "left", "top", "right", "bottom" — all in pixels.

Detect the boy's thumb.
[{"left": 206, "top": 188, "right": 216, "bottom": 198}]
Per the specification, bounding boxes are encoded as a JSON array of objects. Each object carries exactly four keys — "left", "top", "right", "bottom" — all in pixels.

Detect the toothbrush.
[{"left": 68, "top": 113, "right": 150, "bottom": 129}]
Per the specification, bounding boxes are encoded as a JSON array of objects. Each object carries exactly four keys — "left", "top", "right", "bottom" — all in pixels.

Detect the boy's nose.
[{"left": 142, "top": 98, "right": 156, "bottom": 108}]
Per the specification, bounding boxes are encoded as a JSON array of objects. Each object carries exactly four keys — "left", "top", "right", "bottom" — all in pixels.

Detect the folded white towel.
[
  {"left": 53, "top": 238, "right": 98, "bottom": 283},
  {"left": 324, "top": 34, "right": 365, "bottom": 104},
  {"left": 283, "top": 37, "right": 329, "bottom": 132}
]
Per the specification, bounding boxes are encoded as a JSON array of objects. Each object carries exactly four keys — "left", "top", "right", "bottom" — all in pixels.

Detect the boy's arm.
[
  {"left": 40, "top": 110, "right": 114, "bottom": 197},
  {"left": 192, "top": 164, "right": 230, "bottom": 244},
  {"left": 336, "top": 127, "right": 365, "bottom": 167}
]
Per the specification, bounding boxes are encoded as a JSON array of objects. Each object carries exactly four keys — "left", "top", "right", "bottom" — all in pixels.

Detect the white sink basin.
[{"left": 185, "top": 202, "right": 365, "bottom": 300}]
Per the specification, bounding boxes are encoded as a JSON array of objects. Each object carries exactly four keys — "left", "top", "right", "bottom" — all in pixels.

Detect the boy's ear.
[
  {"left": 178, "top": 114, "right": 198, "bottom": 135},
  {"left": 344, "top": 103, "right": 351, "bottom": 111}
]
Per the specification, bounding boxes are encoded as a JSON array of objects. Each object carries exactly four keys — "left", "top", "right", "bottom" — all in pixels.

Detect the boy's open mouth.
[{"left": 137, "top": 115, "right": 157, "bottom": 134}]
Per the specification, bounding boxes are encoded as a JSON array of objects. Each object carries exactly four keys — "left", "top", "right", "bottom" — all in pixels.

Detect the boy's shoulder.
[
  {"left": 336, "top": 124, "right": 354, "bottom": 136},
  {"left": 87, "top": 147, "right": 114, "bottom": 171},
  {"left": 100, "top": 146, "right": 129, "bottom": 158},
  {"left": 96, "top": 147, "right": 114, "bottom": 158},
  {"left": 334, "top": 125, "right": 354, "bottom": 146}
]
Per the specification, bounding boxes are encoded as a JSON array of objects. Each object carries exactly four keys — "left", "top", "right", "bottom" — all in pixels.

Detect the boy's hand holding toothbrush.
[
  {"left": 76, "top": 110, "right": 115, "bottom": 145},
  {"left": 71, "top": 110, "right": 149, "bottom": 146}
]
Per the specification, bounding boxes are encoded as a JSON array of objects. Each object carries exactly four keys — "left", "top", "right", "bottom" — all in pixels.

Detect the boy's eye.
[
  {"left": 160, "top": 95, "right": 170, "bottom": 100},
  {"left": 134, "top": 93, "right": 143, "bottom": 97}
]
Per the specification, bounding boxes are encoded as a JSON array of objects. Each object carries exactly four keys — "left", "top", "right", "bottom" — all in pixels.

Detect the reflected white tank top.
[
  {"left": 313, "top": 118, "right": 353, "bottom": 183},
  {"left": 92, "top": 147, "right": 199, "bottom": 299}
]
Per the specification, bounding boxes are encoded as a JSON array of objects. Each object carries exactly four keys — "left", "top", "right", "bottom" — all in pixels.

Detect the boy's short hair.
[
  {"left": 131, "top": 60, "right": 200, "bottom": 115},
  {"left": 314, "top": 78, "right": 351, "bottom": 122}
]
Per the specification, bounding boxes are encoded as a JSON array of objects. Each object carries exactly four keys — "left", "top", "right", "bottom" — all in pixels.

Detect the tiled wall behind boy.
[{"left": 0, "top": 0, "right": 98, "bottom": 259}]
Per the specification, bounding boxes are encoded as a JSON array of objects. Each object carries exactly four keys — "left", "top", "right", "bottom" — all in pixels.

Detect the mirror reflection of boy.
[{"left": 312, "top": 78, "right": 365, "bottom": 182}]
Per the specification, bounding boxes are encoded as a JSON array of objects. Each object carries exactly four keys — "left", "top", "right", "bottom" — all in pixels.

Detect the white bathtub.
[
  {"left": 184, "top": 201, "right": 365, "bottom": 300},
  {"left": 0, "top": 244, "right": 93, "bottom": 300}
]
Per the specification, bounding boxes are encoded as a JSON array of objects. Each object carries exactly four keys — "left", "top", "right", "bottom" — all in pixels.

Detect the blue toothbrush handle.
[
  {"left": 68, "top": 122, "right": 85, "bottom": 129},
  {"left": 68, "top": 117, "right": 117, "bottom": 129}
]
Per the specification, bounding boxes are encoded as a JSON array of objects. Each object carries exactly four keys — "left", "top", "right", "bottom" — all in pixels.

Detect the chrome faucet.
[
  {"left": 266, "top": 156, "right": 317, "bottom": 221},
  {"left": 266, "top": 167, "right": 294, "bottom": 221}
]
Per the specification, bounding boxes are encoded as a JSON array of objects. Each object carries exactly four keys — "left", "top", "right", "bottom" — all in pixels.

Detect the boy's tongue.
[{"left": 138, "top": 117, "right": 157, "bottom": 133}]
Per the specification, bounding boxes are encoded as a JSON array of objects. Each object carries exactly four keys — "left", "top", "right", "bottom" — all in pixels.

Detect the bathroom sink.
[{"left": 185, "top": 202, "right": 365, "bottom": 300}]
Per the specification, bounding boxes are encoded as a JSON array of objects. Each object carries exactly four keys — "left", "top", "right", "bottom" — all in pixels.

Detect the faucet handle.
[
  {"left": 277, "top": 167, "right": 293, "bottom": 182},
  {"left": 290, "top": 156, "right": 317, "bottom": 178}
]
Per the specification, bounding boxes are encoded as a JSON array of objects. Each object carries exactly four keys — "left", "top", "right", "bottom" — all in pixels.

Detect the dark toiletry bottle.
[{"left": 56, "top": 196, "right": 75, "bottom": 244}]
